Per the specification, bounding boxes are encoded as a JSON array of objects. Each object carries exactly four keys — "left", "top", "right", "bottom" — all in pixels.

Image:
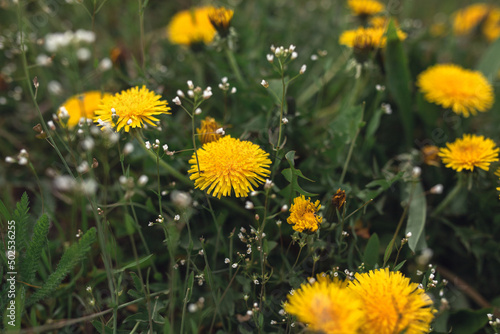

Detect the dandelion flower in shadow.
[
  {"left": 285, "top": 274, "right": 364, "bottom": 334},
  {"left": 287, "top": 195, "right": 322, "bottom": 233},
  {"left": 208, "top": 6, "right": 234, "bottom": 38},
  {"left": 347, "top": 0, "right": 385, "bottom": 17},
  {"left": 483, "top": 8, "right": 500, "bottom": 42},
  {"left": 94, "top": 86, "right": 171, "bottom": 132},
  {"left": 339, "top": 26, "right": 407, "bottom": 50},
  {"left": 167, "top": 7, "right": 217, "bottom": 46},
  {"left": 59, "top": 91, "right": 111, "bottom": 128},
  {"left": 349, "top": 268, "right": 435, "bottom": 334},
  {"left": 417, "top": 64, "right": 494, "bottom": 117},
  {"left": 197, "top": 116, "right": 222, "bottom": 144},
  {"left": 188, "top": 136, "right": 271, "bottom": 199},
  {"left": 438, "top": 134, "right": 499, "bottom": 172},
  {"left": 452, "top": 3, "right": 490, "bottom": 36}
]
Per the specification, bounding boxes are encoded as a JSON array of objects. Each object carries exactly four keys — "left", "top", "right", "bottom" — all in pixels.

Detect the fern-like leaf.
[
  {"left": 12, "top": 192, "right": 30, "bottom": 254},
  {"left": 20, "top": 214, "right": 50, "bottom": 284},
  {"left": 25, "top": 227, "right": 96, "bottom": 307}
]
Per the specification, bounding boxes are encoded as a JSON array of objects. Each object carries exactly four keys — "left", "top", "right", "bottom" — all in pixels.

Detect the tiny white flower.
[
  {"left": 430, "top": 184, "right": 444, "bottom": 194},
  {"left": 5, "top": 157, "right": 16, "bottom": 163},
  {"left": 138, "top": 175, "right": 148, "bottom": 186},
  {"left": 291, "top": 51, "right": 298, "bottom": 59},
  {"left": 98, "top": 58, "right": 112, "bottom": 71},
  {"left": 187, "top": 90, "right": 194, "bottom": 98},
  {"left": 202, "top": 89, "right": 212, "bottom": 99},
  {"left": 245, "top": 201, "right": 254, "bottom": 210},
  {"left": 172, "top": 96, "right": 181, "bottom": 105},
  {"left": 188, "top": 303, "right": 198, "bottom": 313},
  {"left": 289, "top": 44, "right": 296, "bottom": 51},
  {"left": 163, "top": 144, "right": 169, "bottom": 153},
  {"left": 176, "top": 90, "right": 185, "bottom": 98},
  {"left": 224, "top": 258, "right": 230, "bottom": 264},
  {"left": 215, "top": 128, "right": 225, "bottom": 135},
  {"left": 310, "top": 54, "right": 318, "bottom": 61},
  {"left": 261, "top": 80, "right": 269, "bottom": 88},
  {"left": 406, "top": 232, "right": 412, "bottom": 238},
  {"left": 221, "top": 77, "right": 228, "bottom": 84},
  {"left": 48, "top": 120, "right": 56, "bottom": 130},
  {"left": 299, "top": 64, "right": 307, "bottom": 74},
  {"left": 123, "top": 142, "right": 134, "bottom": 155},
  {"left": 18, "top": 157, "right": 28, "bottom": 165},
  {"left": 232, "top": 263, "right": 238, "bottom": 268},
  {"left": 127, "top": 119, "right": 133, "bottom": 125},
  {"left": 195, "top": 108, "right": 202, "bottom": 115},
  {"left": 412, "top": 166, "right": 421, "bottom": 178},
  {"left": 145, "top": 141, "right": 151, "bottom": 149},
  {"left": 231, "top": 87, "right": 237, "bottom": 94},
  {"left": 266, "top": 54, "right": 274, "bottom": 62},
  {"left": 375, "top": 84, "right": 386, "bottom": 91},
  {"left": 187, "top": 80, "right": 194, "bottom": 89},
  {"left": 282, "top": 117, "right": 288, "bottom": 124},
  {"left": 281, "top": 205, "right": 288, "bottom": 212}
]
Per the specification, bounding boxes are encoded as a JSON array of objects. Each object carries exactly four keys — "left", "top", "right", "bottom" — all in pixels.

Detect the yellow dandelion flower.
[
  {"left": 347, "top": 0, "right": 385, "bottom": 17},
  {"left": 438, "top": 134, "right": 499, "bottom": 172},
  {"left": 349, "top": 268, "right": 435, "bottom": 334},
  {"left": 417, "top": 64, "right": 494, "bottom": 117},
  {"left": 285, "top": 274, "right": 364, "bottom": 334},
  {"left": 421, "top": 145, "right": 440, "bottom": 167},
  {"left": 483, "top": 8, "right": 500, "bottom": 42},
  {"left": 188, "top": 136, "right": 271, "bottom": 199},
  {"left": 94, "top": 86, "right": 171, "bottom": 132},
  {"left": 59, "top": 91, "right": 111, "bottom": 128},
  {"left": 331, "top": 188, "right": 346, "bottom": 210},
  {"left": 495, "top": 167, "right": 500, "bottom": 177},
  {"left": 287, "top": 195, "right": 322, "bottom": 233},
  {"left": 208, "top": 7, "right": 234, "bottom": 37},
  {"left": 167, "top": 7, "right": 217, "bottom": 46},
  {"left": 452, "top": 3, "right": 490, "bottom": 36},
  {"left": 339, "top": 26, "right": 407, "bottom": 50},
  {"left": 197, "top": 117, "right": 222, "bottom": 145}
]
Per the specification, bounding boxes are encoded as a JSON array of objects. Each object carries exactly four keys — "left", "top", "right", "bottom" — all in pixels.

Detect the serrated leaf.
[
  {"left": 405, "top": 182, "right": 427, "bottom": 252},
  {"left": 363, "top": 233, "right": 380, "bottom": 270}
]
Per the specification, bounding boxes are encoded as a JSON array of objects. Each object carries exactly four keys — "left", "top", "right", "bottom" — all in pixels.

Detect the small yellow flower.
[
  {"left": 285, "top": 274, "right": 364, "bottom": 334},
  {"left": 59, "top": 91, "right": 111, "bottom": 128},
  {"left": 452, "top": 3, "right": 490, "bottom": 36},
  {"left": 197, "top": 117, "right": 222, "bottom": 145},
  {"left": 331, "top": 189, "right": 346, "bottom": 210},
  {"left": 483, "top": 8, "right": 500, "bottom": 42},
  {"left": 347, "top": 0, "right": 385, "bottom": 17},
  {"left": 339, "top": 26, "right": 407, "bottom": 50},
  {"left": 208, "top": 7, "right": 234, "bottom": 37},
  {"left": 94, "top": 86, "right": 171, "bottom": 132},
  {"left": 421, "top": 145, "right": 440, "bottom": 167},
  {"left": 349, "top": 268, "right": 435, "bottom": 334},
  {"left": 439, "top": 134, "right": 499, "bottom": 172},
  {"left": 417, "top": 64, "right": 494, "bottom": 117},
  {"left": 188, "top": 136, "right": 271, "bottom": 199},
  {"left": 287, "top": 195, "right": 322, "bottom": 233},
  {"left": 167, "top": 7, "right": 217, "bottom": 46}
]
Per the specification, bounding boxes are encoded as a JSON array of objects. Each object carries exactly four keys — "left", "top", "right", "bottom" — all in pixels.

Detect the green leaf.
[
  {"left": 25, "top": 228, "right": 97, "bottom": 306},
  {"left": 448, "top": 308, "right": 490, "bottom": 334},
  {"left": 405, "top": 182, "right": 427, "bottom": 252},
  {"left": 383, "top": 237, "right": 395, "bottom": 265},
  {"left": 0, "top": 199, "right": 11, "bottom": 221},
  {"left": 113, "top": 254, "right": 155, "bottom": 274},
  {"left": 280, "top": 151, "right": 318, "bottom": 198},
  {"left": 186, "top": 272, "right": 194, "bottom": 301},
  {"left": 476, "top": 37, "right": 500, "bottom": 79},
  {"left": 363, "top": 233, "right": 380, "bottom": 270},
  {"left": 393, "top": 260, "right": 406, "bottom": 272},
  {"left": 384, "top": 19, "right": 413, "bottom": 147},
  {"left": 21, "top": 214, "right": 50, "bottom": 284}
]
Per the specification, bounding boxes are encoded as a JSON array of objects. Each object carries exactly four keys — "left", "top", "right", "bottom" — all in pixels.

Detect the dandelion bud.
[
  {"left": 261, "top": 80, "right": 269, "bottom": 88},
  {"left": 266, "top": 54, "right": 274, "bottom": 62},
  {"left": 172, "top": 96, "right": 181, "bottom": 105},
  {"left": 299, "top": 64, "right": 307, "bottom": 74},
  {"left": 187, "top": 80, "right": 194, "bottom": 89},
  {"left": 430, "top": 184, "right": 443, "bottom": 194}
]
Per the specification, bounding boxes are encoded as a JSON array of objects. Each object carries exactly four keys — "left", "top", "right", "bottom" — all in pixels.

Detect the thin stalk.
[
  {"left": 432, "top": 174, "right": 465, "bottom": 217},
  {"left": 225, "top": 48, "right": 246, "bottom": 87},
  {"left": 138, "top": 0, "right": 146, "bottom": 70},
  {"left": 28, "top": 161, "right": 44, "bottom": 213},
  {"left": 276, "top": 60, "right": 287, "bottom": 152}
]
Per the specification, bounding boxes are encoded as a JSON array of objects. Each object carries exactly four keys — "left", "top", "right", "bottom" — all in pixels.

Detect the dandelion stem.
[{"left": 225, "top": 48, "right": 246, "bottom": 87}]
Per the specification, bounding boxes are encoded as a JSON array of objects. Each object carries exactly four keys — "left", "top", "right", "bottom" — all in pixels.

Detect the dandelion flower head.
[
  {"left": 167, "top": 6, "right": 217, "bottom": 46},
  {"left": 94, "top": 86, "right": 171, "bottom": 132},
  {"left": 285, "top": 274, "right": 364, "bottom": 334},
  {"left": 349, "top": 268, "right": 435, "bottom": 334},
  {"left": 197, "top": 116, "right": 222, "bottom": 145},
  {"left": 287, "top": 195, "right": 322, "bottom": 233},
  {"left": 188, "top": 136, "right": 271, "bottom": 199},
  {"left": 339, "top": 26, "right": 407, "bottom": 50},
  {"left": 59, "top": 91, "right": 111, "bottom": 128},
  {"left": 438, "top": 134, "right": 499, "bottom": 172},
  {"left": 208, "top": 6, "right": 234, "bottom": 37},
  {"left": 452, "top": 3, "right": 490, "bottom": 36},
  {"left": 417, "top": 64, "right": 494, "bottom": 117},
  {"left": 483, "top": 8, "right": 500, "bottom": 42},
  {"left": 347, "top": 0, "right": 385, "bottom": 17}
]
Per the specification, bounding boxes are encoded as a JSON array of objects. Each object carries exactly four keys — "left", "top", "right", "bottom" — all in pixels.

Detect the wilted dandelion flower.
[
  {"left": 197, "top": 117, "right": 222, "bottom": 144},
  {"left": 417, "top": 64, "right": 494, "bottom": 117},
  {"left": 285, "top": 275, "right": 363, "bottom": 334},
  {"left": 452, "top": 3, "right": 490, "bottom": 36},
  {"left": 347, "top": 0, "right": 385, "bottom": 17},
  {"left": 421, "top": 145, "right": 440, "bottom": 167},
  {"left": 438, "top": 134, "right": 499, "bottom": 172},
  {"left": 59, "top": 91, "right": 110, "bottom": 128},
  {"left": 94, "top": 86, "right": 171, "bottom": 132},
  {"left": 339, "top": 27, "right": 407, "bottom": 50},
  {"left": 349, "top": 268, "right": 435, "bottom": 334},
  {"left": 188, "top": 136, "right": 271, "bottom": 199},
  {"left": 287, "top": 195, "right": 322, "bottom": 233},
  {"left": 167, "top": 7, "right": 217, "bottom": 46},
  {"left": 208, "top": 7, "right": 234, "bottom": 37}
]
